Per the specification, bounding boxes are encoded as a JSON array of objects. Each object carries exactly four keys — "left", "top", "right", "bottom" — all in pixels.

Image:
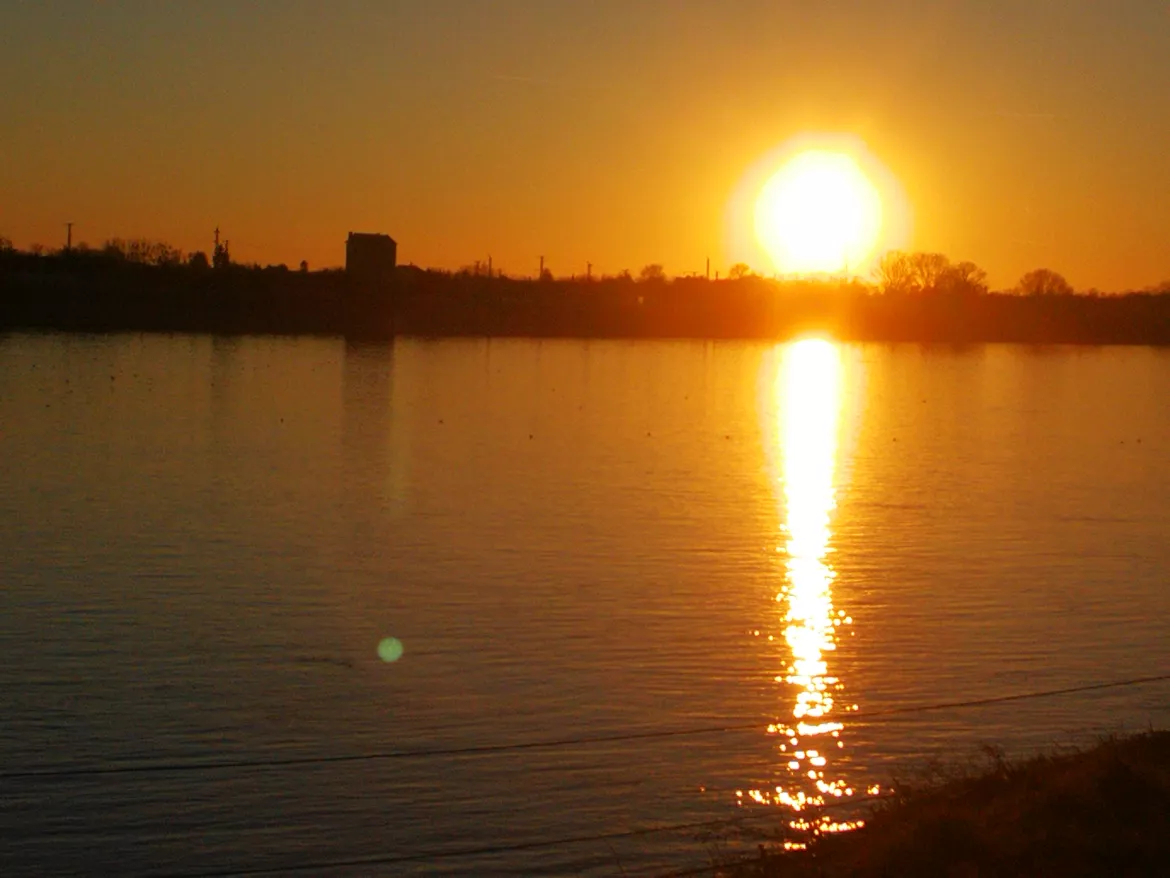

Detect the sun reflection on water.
[{"left": 745, "top": 338, "right": 866, "bottom": 839}]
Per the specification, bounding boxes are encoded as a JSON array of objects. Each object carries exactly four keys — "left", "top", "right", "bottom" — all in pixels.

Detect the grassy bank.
[{"left": 719, "top": 730, "right": 1170, "bottom": 877}]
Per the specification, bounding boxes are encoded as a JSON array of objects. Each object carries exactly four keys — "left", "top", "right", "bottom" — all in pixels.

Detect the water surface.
[{"left": 2, "top": 333, "right": 1168, "bottom": 875}]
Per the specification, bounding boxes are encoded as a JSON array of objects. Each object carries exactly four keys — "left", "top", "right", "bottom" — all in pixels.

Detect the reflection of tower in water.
[{"left": 745, "top": 339, "right": 872, "bottom": 845}]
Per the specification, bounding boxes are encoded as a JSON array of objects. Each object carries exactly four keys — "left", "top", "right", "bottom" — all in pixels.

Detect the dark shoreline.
[
  {"left": 719, "top": 730, "right": 1170, "bottom": 877},
  {"left": 4, "top": 252, "right": 1170, "bottom": 345}
]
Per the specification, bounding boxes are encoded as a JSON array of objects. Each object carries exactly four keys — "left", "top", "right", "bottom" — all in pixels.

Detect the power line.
[
  {"left": 161, "top": 816, "right": 744, "bottom": 878},
  {"left": 161, "top": 797, "right": 888, "bottom": 878},
  {"left": 11, "top": 674, "right": 1167, "bottom": 876},
  {"left": 0, "top": 723, "right": 760, "bottom": 781},
  {"left": 844, "top": 672, "right": 1170, "bottom": 720},
  {"left": 4, "top": 673, "right": 1167, "bottom": 783}
]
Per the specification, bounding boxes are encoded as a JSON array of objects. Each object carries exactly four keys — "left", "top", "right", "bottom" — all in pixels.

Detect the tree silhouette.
[
  {"left": 939, "top": 260, "right": 989, "bottom": 296},
  {"left": 877, "top": 251, "right": 989, "bottom": 295},
  {"left": 187, "top": 251, "right": 210, "bottom": 270},
  {"left": 875, "top": 251, "right": 916, "bottom": 294},
  {"left": 1017, "top": 268, "right": 1072, "bottom": 296},
  {"left": 910, "top": 252, "right": 950, "bottom": 291},
  {"left": 102, "top": 238, "right": 183, "bottom": 266},
  {"left": 639, "top": 263, "right": 666, "bottom": 282},
  {"left": 0, "top": 236, "right": 12, "bottom": 252},
  {"left": 212, "top": 239, "right": 231, "bottom": 270},
  {"left": 728, "top": 262, "right": 751, "bottom": 280}
]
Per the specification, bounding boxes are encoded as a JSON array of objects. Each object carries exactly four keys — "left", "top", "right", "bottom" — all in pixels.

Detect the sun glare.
[{"left": 755, "top": 150, "right": 882, "bottom": 277}]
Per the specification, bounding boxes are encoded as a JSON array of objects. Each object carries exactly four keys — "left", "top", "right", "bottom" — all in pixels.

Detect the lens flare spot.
[{"left": 377, "top": 637, "right": 404, "bottom": 663}]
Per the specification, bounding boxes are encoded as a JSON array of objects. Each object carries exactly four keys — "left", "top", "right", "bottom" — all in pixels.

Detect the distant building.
[{"left": 346, "top": 232, "right": 397, "bottom": 291}]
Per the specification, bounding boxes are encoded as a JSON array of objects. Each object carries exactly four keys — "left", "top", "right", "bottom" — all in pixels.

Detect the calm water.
[{"left": 2, "top": 333, "right": 1168, "bottom": 876}]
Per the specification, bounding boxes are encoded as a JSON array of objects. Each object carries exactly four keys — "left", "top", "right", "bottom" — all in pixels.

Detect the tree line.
[
  {"left": 3, "top": 234, "right": 1170, "bottom": 296},
  {"left": 0, "top": 235, "right": 308, "bottom": 273},
  {"left": 874, "top": 251, "right": 1086, "bottom": 297}
]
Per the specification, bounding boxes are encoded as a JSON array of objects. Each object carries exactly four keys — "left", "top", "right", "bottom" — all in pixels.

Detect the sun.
[{"left": 754, "top": 150, "right": 883, "bottom": 277}]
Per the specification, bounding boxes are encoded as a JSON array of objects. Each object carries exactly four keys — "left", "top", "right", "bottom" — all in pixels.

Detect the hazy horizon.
[{"left": 3, "top": 0, "right": 1169, "bottom": 289}]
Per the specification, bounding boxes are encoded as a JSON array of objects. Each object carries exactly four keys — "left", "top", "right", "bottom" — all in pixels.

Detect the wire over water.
[
  {"left": 4, "top": 672, "right": 1167, "bottom": 782},
  {"left": 163, "top": 796, "right": 889, "bottom": 878}
]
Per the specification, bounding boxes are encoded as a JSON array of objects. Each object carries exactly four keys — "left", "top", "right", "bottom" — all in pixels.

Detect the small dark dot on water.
[{"left": 529, "top": 434, "right": 534, "bottom": 439}]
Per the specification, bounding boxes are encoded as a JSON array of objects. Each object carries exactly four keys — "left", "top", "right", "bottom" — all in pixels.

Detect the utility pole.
[
  {"left": 488, "top": 255, "right": 493, "bottom": 278},
  {"left": 65, "top": 222, "right": 73, "bottom": 251},
  {"left": 539, "top": 255, "right": 544, "bottom": 280},
  {"left": 586, "top": 262, "right": 592, "bottom": 280},
  {"left": 706, "top": 256, "right": 710, "bottom": 281}
]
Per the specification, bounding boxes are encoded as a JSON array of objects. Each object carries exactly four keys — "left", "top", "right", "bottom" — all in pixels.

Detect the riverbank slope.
[{"left": 725, "top": 730, "right": 1170, "bottom": 877}]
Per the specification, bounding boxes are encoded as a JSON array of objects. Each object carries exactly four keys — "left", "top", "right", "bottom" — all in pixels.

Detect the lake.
[{"left": 2, "top": 333, "right": 1168, "bottom": 876}]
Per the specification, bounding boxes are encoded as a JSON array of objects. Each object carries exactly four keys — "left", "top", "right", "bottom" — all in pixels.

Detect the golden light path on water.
[{"left": 742, "top": 339, "right": 877, "bottom": 847}]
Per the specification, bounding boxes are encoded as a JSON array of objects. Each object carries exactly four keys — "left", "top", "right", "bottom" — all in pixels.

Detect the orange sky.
[{"left": 2, "top": 1, "right": 1168, "bottom": 290}]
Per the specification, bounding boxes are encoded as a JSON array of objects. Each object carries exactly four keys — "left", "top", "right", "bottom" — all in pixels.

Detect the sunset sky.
[{"left": 3, "top": 0, "right": 1168, "bottom": 290}]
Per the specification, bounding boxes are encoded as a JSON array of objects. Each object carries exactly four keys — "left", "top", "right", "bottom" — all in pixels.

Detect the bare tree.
[
  {"left": 728, "top": 262, "right": 751, "bottom": 280},
  {"left": 910, "top": 252, "right": 951, "bottom": 291},
  {"left": 639, "top": 263, "right": 666, "bottom": 282},
  {"left": 1017, "top": 268, "right": 1072, "bottom": 296},
  {"left": 102, "top": 238, "right": 182, "bottom": 266},
  {"left": 939, "top": 260, "right": 989, "bottom": 296},
  {"left": 875, "top": 251, "right": 916, "bottom": 294}
]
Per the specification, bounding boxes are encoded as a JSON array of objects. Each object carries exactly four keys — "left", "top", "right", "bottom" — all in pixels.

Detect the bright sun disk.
[{"left": 755, "top": 150, "right": 883, "bottom": 277}]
